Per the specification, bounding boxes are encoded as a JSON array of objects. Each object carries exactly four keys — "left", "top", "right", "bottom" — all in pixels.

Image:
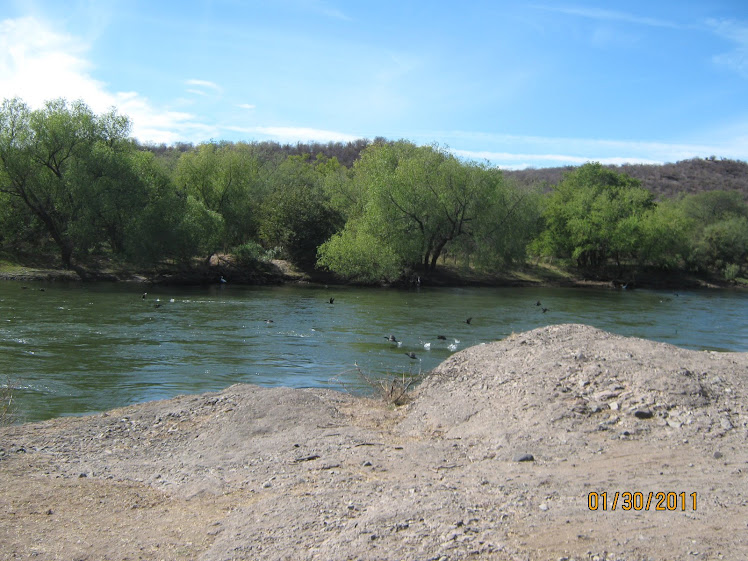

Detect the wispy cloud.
[
  {"left": 707, "top": 18, "right": 748, "bottom": 77},
  {"left": 445, "top": 131, "right": 742, "bottom": 169},
  {"left": 237, "top": 103, "right": 256, "bottom": 110},
  {"left": 225, "top": 125, "right": 359, "bottom": 143},
  {"left": 298, "top": 0, "right": 352, "bottom": 21},
  {"left": 452, "top": 149, "right": 663, "bottom": 170},
  {"left": 532, "top": 5, "right": 684, "bottom": 30},
  {"left": 185, "top": 78, "right": 223, "bottom": 95}
]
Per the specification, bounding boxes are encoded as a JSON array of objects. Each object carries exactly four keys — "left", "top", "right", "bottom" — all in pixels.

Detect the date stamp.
[{"left": 588, "top": 491, "right": 697, "bottom": 511}]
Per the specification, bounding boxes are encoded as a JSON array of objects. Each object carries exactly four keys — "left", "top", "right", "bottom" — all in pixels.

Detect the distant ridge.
[
  {"left": 142, "top": 140, "right": 747, "bottom": 200},
  {"left": 505, "top": 157, "right": 748, "bottom": 200}
]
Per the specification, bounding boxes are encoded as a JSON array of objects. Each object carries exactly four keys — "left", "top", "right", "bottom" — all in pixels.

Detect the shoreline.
[{"left": 0, "top": 258, "right": 742, "bottom": 291}]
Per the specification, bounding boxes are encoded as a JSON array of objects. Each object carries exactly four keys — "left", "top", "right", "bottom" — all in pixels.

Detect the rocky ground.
[{"left": 1, "top": 324, "right": 746, "bottom": 560}]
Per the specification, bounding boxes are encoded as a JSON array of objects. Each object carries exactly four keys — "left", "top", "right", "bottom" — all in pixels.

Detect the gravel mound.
[
  {"left": 400, "top": 323, "right": 747, "bottom": 456},
  {"left": 1, "top": 324, "right": 746, "bottom": 561}
]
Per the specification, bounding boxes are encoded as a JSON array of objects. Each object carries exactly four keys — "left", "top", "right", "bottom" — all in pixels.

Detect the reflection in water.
[{"left": 1, "top": 282, "right": 746, "bottom": 422}]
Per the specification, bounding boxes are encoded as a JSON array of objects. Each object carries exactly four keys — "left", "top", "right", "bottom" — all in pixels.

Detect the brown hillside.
[{"left": 506, "top": 157, "right": 748, "bottom": 200}]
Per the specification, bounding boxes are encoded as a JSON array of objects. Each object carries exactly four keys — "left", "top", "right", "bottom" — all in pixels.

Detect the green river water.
[{"left": 1, "top": 281, "right": 746, "bottom": 423}]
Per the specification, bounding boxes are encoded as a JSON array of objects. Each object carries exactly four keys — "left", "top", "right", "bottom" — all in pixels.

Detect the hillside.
[{"left": 505, "top": 157, "right": 748, "bottom": 199}]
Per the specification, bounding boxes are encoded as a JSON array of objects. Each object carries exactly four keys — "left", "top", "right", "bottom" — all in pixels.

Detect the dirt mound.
[
  {"left": 400, "top": 324, "right": 747, "bottom": 456},
  {"left": 1, "top": 324, "right": 746, "bottom": 560}
]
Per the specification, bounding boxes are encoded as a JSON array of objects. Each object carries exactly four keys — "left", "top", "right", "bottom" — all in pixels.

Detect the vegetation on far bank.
[{"left": 1, "top": 97, "right": 747, "bottom": 288}]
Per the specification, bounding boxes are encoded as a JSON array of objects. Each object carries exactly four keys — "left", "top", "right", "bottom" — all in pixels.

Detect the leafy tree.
[
  {"left": 259, "top": 155, "right": 341, "bottom": 267},
  {"left": 532, "top": 162, "right": 654, "bottom": 269},
  {"left": 318, "top": 141, "right": 533, "bottom": 280},
  {"left": 175, "top": 141, "right": 263, "bottom": 249},
  {"left": 0, "top": 97, "right": 139, "bottom": 268},
  {"left": 636, "top": 200, "right": 692, "bottom": 269}
]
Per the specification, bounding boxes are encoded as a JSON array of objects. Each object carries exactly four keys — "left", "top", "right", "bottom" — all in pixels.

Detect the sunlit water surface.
[{"left": 1, "top": 281, "right": 746, "bottom": 423}]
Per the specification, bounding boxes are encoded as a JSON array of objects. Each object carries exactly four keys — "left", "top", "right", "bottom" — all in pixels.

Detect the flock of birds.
[{"left": 139, "top": 276, "right": 554, "bottom": 364}]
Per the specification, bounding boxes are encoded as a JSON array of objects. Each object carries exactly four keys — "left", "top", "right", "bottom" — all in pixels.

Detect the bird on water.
[
  {"left": 329, "top": 297, "right": 335, "bottom": 304},
  {"left": 466, "top": 317, "right": 472, "bottom": 325},
  {"left": 437, "top": 335, "right": 447, "bottom": 340},
  {"left": 405, "top": 352, "right": 418, "bottom": 360},
  {"left": 384, "top": 335, "right": 398, "bottom": 343}
]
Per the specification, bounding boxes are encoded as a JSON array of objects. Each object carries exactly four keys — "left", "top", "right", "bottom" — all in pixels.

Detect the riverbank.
[
  {"left": 0, "top": 253, "right": 742, "bottom": 291},
  {"left": 1, "top": 324, "right": 746, "bottom": 560}
]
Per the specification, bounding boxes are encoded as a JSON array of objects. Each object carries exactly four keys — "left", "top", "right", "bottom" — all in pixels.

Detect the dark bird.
[
  {"left": 405, "top": 352, "right": 418, "bottom": 360},
  {"left": 466, "top": 317, "right": 472, "bottom": 325},
  {"left": 542, "top": 307, "right": 549, "bottom": 313},
  {"left": 536, "top": 300, "right": 541, "bottom": 306},
  {"left": 384, "top": 335, "right": 398, "bottom": 343},
  {"left": 437, "top": 335, "right": 447, "bottom": 340},
  {"left": 142, "top": 292, "right": 147, "bottom": 300},
  {"left": 154, "top": 303, "right": 161, "bottom": 309},
  {"left": 265, "top": 319, "right": 274, "bottom": 324},
  {"left": 329, "top": 297, "right": 335, "bottom": 304}
]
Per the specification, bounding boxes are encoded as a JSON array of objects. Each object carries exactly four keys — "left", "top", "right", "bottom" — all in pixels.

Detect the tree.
[
  {"left": 532, "top": 162, "right": 654, "bottom": 269},
  {"left": 318, "top": 141, "right": 532, "bottom": 281},
  {"left": 259, "top": 155, "right": 341, "bottom": 267},
  {"left": 0, "top": 97, "right": 136, "bottom": 268},
  {"left": 175, "top": 141, "right": 264, "bottom": 250}
]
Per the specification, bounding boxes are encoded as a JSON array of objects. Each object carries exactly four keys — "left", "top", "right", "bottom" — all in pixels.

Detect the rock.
[
  {"left": 513, "top": 453, "right": 534, "bottom": 462},
  {"left": 633, "top": 409, "right": 654, "bottom": 419}
]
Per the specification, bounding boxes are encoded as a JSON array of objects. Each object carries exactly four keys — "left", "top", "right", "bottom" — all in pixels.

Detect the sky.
[{"left": 1, "top": 1, "right": 747, "bottom": 169}]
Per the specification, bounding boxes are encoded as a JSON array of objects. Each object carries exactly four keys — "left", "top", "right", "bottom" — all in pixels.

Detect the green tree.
[
  {"left": 318, "top": 141, "right": 532, "bottom": 281},
  {"left": 259, "top": 155, "right": 341, "bottom": 267},
  {"left": 532, "top": 162, "right": 654, "bottom": 269},
  {"left": 0, "top": 97, "right": 137, "bottom": 268},
  {"left": 175, "top": 141, "right": 264, "bottom": 250},
  {"left": 636, "top": 199, "right": 692, "bottom": 269},
  {"left": 676, "top": 191, "right": 748, "bottom": 273}
]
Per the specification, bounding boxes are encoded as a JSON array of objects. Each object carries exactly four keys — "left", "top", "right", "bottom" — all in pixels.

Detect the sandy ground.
[{"left": 1, "top": 323, "right": 746, "bottom": 560}]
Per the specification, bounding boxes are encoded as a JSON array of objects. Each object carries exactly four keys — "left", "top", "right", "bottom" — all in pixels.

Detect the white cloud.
[
  {"left": 185, "top": 78, "right": 223, "bottom": 95},
  {"left": 447, "top": 131, "right": 744, "bottom": 169},
  {"left": 225, "top": 125, "right": 359, "bottom": 143},
  {"left": 0, "top": 17, "right": 107, "bottom": 109},
  {"left": 0, "top": 16, "right": 213, "bottom": 144},
  {"left": 237, "top": 103, "right": 256, "bottom": 110},
  {"left": 452, "top": 149, "right": 663, "bottom": 169}
]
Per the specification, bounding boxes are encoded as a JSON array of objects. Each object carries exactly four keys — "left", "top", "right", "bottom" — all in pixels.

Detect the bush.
[
  {"left": 724, "top": 263, "right": 741, "bottom": 281},
  {"left": 233, "top": 241, "right": 268, "bottom": 266}
]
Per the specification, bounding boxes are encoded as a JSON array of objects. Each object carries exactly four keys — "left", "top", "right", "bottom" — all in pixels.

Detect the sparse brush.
[
  {"left": 332, "top": 364, "right": 423, "bottom": 406},
  {"left": 1, "top": 377, "right": 16, "bottom": 426}
]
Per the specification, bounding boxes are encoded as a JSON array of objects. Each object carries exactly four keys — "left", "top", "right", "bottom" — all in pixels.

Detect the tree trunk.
[{"left": 429, "top": 238, "right": 450, "bottom": 271}]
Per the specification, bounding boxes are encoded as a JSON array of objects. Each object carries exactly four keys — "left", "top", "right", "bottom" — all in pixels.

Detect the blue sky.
[{"left": 1, "top": 1, "right": 747, "bottom": 168}]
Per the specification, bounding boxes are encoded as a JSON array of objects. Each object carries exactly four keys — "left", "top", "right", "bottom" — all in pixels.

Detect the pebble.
[
  {"left": 633, "top": 409, "right": 653, "bottom": 419},
  {"left": 513, "top": 453, "right": 534, "bottom": 462}
]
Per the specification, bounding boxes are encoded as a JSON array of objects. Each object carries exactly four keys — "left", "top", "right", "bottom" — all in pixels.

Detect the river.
[{"left": 1, "top": 281, "right": 746, "bottom": 423}]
